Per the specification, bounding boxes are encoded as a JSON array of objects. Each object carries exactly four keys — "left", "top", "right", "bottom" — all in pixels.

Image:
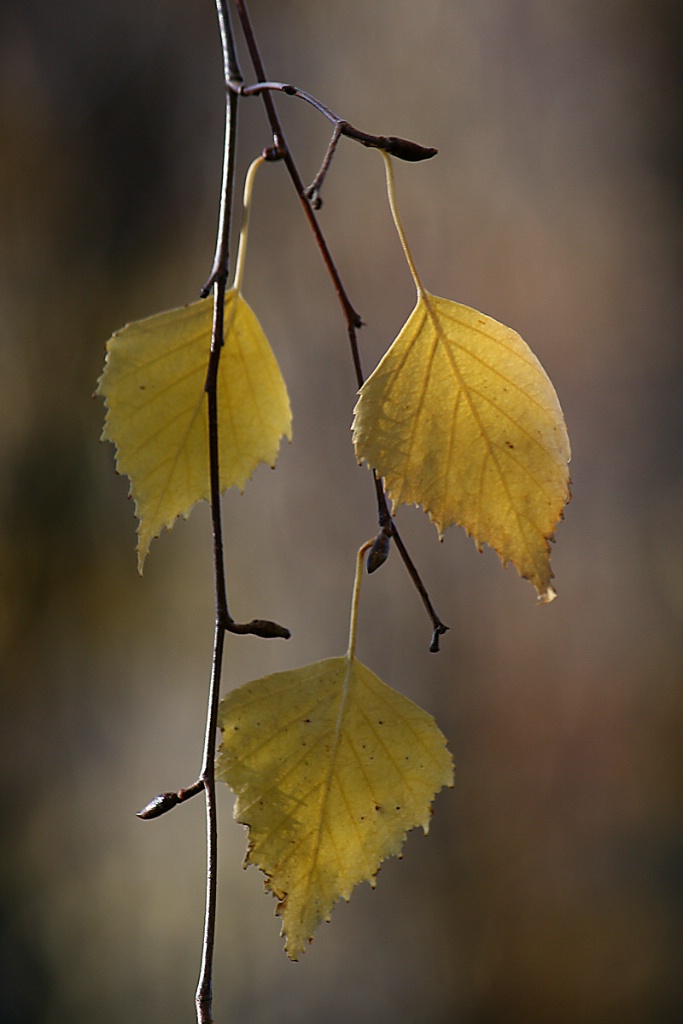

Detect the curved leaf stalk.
[
  {"left": 234, "top": 0, "right": 448, "bottom": 646},
  {"left": 380, "top": 150, "right": 425, "bottom": 296}
]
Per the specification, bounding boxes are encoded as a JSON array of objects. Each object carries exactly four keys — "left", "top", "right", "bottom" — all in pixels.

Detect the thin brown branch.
[
  {"left": 205, "top": 274, "right": 231, "bottom": 626},
  {"left": 195, "top": 622, "right": 225, "bottom": 1024},
  {"left": 233, "top": 0, "right": 362, "bottom": 340},
  {"left": 238, "top": 81, "right": 436, "bottom": 206},
  {"left": 201, "top": 1, "right": 243, "bottom": 296},
  {"left": 239, "top": 79, "right": 438, "bottom": 160},
  {"left": 196, "top": 5, "right": 243, "bottom": 1023},
  {"left": 234, "top": 0, "right": 447, "bottom": 651},
  {"left": 370, "top": 475, "right": 449, "bottom": 649}
]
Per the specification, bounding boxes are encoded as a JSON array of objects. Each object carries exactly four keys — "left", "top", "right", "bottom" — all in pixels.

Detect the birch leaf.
[
  {"left": 217, "top": 655, "right": 453, "bottom": 959},
  {"left": 353, "top": 153, "right": 570, "bottom": 600},
  {"left": 353, "top": 294, "right": 570, "bottom": 600},
  {"left": 96, "top": 291, "right": 291, "bottom": 570}
]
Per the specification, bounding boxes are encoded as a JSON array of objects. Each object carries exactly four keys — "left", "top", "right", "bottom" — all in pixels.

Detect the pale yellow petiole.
[
  {"left": 380, "top": 150, "right": 425, "bottom": 298},
  {"left": 346, "top": 539, "right": 375, "bottom": 662},
  {"left": 329, "top": 538, "right": 375, "bottom": 782},
  {"left": 232, "top": 155, "right": 266, "bottom": 294}
]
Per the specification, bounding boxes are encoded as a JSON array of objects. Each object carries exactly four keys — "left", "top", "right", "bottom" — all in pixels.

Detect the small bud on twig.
[
  {"left": 137, "top": 791, "right": 180, "bottom": 820},
  {"left": 367, "top": 531, "right": 391, "bottom": 574},
  {"left": 381, "top": 136, "right": 438, "bottom": 162},
  {"left": 227, "top": 618, "right": 291, "bottom": 639}
]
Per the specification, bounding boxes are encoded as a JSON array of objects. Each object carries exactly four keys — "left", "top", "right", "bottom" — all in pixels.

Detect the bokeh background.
[{"left": 2, "top": 1, "right": 682, "bottom": 1022}]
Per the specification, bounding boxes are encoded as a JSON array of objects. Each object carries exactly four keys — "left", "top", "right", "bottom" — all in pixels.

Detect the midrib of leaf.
[
  {"left": 402, "top": 304, "right": 438, "bottom": 480},
  {"left": 424, "top": 294, "right": 517, "bottom": 533},
  {"left": 295, "top": 541, "right": 373, "bottom": 909}
]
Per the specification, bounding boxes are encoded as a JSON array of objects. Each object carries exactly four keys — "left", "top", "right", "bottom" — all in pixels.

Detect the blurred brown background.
[{"left": 2, "top": 1, "right": 682, "bottom": 1022}]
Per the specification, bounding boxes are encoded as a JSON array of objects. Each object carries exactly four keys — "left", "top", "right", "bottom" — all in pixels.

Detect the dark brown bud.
[
  {"left": 367, "top": 532, "right": 391, "bottom": 574},
  {"left": 383, "top": 137, "right": 438, "bottom": 162},
  {"left": 136, "top": 792, "right": 179, "bottom": 820}
]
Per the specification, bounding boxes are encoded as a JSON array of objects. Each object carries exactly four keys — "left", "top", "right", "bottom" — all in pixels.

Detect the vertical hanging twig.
[
  {"left": 195, "top": 622, "right": 226, "bottom": 1024},
  {"left": 196, "top": 3, "right": 242, "bottom": 1022}
]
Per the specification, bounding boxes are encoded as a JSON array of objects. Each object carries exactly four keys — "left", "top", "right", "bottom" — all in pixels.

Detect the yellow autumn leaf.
[
  {"left": 216, "top": 541, "right": 453, "bottom": 958},
  {"left": 96, "top": 157, "right": 291, "bottom": 570},
  {"left": 217, "top": 655, "right": 453, "bottom": 959},
  {"left": 352, "top": 153, "right": 570, "bottom": 600},
  {"left": 97, "top": 292, "right": 291, "bottom": 570},
  {"left": 353, "top": 293, "right": 570, "bottom": 599}
]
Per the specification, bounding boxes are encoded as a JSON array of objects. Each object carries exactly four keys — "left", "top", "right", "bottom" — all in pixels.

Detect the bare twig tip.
[{"left": 429, "top": 623, "right": 449, "bottom": 654}]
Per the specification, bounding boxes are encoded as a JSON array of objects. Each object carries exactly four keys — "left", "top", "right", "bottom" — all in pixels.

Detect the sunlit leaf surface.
[
  {"left": 217, "top": 655, "right": 453, "bottom": 958},
  {"left": 353, "top": 293, "right": 570, "bottom": 600},
  {"left": 97, "top": 292, "right": 291, "bottom": 570}
]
